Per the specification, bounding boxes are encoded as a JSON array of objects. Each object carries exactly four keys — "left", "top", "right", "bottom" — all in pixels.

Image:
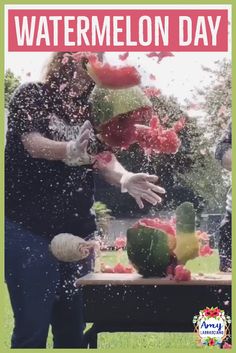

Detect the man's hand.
[
  {"left": 64, "top": 120, "right": 93, "bottom": 166},
  {"left": 120, "top": 172, "right": 165, "bottom": 209}
]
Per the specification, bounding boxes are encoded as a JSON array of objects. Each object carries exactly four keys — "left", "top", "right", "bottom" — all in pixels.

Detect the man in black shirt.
[{"left": 5, "top": 52, "right": 165, "bottom": 348}]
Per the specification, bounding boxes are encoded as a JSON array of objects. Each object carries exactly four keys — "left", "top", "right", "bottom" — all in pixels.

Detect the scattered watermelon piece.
[
  {"left": 101, "top": 263, "right": 115, "bottom": 273},
  {"left": 196, "top": 230, "right": 209, "bottom": 241},
  {"left": 143, "top": 87, "right": 161, "bottom": 97},
  {"left": 113, "top": 263, "right": 127, "bottom": 273},
  {"left": 114, "top": 236, "right": 127, "bottom": 250},
  {"left": 146, "top": 52, "right": 159, "bottom": 58},
  {"left": 62, "top": 55, "right": 69, "bottom": 65},
  {"left": 199, "top": 245, "right": 213, "bottom": 257},
  {"left": 172, "top": 117, "right": 186, "bottom": 133},
  {"left": 156, "top": 51, "right": 174, "bottom": 63},
  {"left": 119, "top": 52, "right": 129, "bottom": 61},
  {"left": 146, "top": 52, "right": 174, "bottom": 63},
  {"left": 101, "top": 262, "right": 135, "bottom": 274},
  {"left": 174, "top": 265, "right": 191, "bottom": 281},
  {"left": 149, "top": 74, "right": 156, "bottom": 80},
  {"left": 166, "top": 264, "right": 175, "bottom": 277},
  {"left": 123, "top": 265, "right": 134, "bottom": 273}
]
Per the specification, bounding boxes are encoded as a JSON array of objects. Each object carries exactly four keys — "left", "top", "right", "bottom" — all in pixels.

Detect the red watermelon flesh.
[
  {"left": 86, "top": 54, "right": 141, "bottom": 89},
  {"left": 135, "top": 116, "right": 185, "bottom": 154},
  {"left": 174, "top": 265, "right": 191, "bottom": 281},
  {"left": 133, "top": 218, "right": 176, "bottom": 237},
  {"left": 100, "top": 106, "right": 152, "bottom": 148},
  {"left": 133, "top": 218, "right": 176, "bottom": 252}
]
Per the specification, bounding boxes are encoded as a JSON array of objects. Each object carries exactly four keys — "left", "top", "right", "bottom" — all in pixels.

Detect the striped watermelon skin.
[{"left": 127, "top": 225, "right": 172, "bottom": 277}]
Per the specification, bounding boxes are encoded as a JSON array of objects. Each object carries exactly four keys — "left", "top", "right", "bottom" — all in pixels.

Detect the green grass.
[
  {"left": 3, "top": 251, "right": 219, "bottom": 349},
  {"left": 101, "top": 250, "right": 220, "bottom": 274}
]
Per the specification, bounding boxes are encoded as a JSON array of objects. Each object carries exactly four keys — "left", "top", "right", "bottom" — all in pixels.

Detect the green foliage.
[
  {"left": 96, "top": 85, "right": 230, "bottom": 214},
  {"left": 93, "top": 201, "right": 112, "bottom": 218},
  {"left": 177, "top": 151, "right": 230, "bottom": 213},
  {"left": 92, "top": 201, "right": 113, "bottom": 235},
  {"left": 5, "top": 69, "right": 21, "bottom": 109},
  {"left": 178, "top": 59, "right": 231, "bottom": 212},
  {"left": 200, "top": 59, "right": 231, "bottom": 145}
]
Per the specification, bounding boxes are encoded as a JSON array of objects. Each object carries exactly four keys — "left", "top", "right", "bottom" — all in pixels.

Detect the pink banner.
[{"left": 8, "top": 9, "right": 228, "bottom": 52}]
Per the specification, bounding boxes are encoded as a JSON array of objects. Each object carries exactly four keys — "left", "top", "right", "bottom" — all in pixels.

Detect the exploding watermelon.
[
  {"left": 89, "top": 85, "right": 152, "bottom": 148},
  {"left": 73, "top": 52, "right": 182, "bottom": 153},
  {"left": 127, "top": 219, "right": 176, "bottom": 277},
  {"left": 127, "top": 202, "right": 200, "bottom": 277}
]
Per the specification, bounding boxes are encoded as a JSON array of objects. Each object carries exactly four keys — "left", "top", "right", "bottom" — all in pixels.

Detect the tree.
[
  {"left": 92, "top": 201, "right": 113, "bottom": 237},
  {"left": 179, "top": 59, "right": 231, "bottom": 212},
  {"left": 5, "top": 69, "right": 21, "bottom": 109},
  {"left": 194, "top": 59, "right": 231, "bottom": 145}
]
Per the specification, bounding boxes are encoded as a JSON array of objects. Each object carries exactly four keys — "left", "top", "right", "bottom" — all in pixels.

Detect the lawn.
[{"left": 3, "top": 251, "right": 220, "bottom": 349}]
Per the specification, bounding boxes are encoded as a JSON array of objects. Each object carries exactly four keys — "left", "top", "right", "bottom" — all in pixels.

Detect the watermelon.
[
  {"left": 127, "top": 202, "right": 201, "bottom": 277},
  {"left": 86, "top": 54, "right": 141, "bottom": 89},
  {"left": 133, "top": 218, "right": 176, "bottom": 251},
  {"left": 89, "top": 85, "right": 152, "bottom": 148},
  {"left": 174, "top": 202, "right": 200, "bottom": 265},
  {"left": 90, "top": 85, "right": 152, "bottom": 126},
  {"left": 101, "top": 263, "right": 135, "bottom": 273},
  {"left": 101, "top": 264, "right": 115, "bottom": 273},
  {"left": 174, "top": 265, "right": 191, "bottom": 281},
  {"left": 127, "top": 222, "right": 174, "bottom": 277}
]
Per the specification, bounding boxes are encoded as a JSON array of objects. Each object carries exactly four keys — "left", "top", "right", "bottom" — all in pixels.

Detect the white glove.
[
  {"left": 120, "top": 172, "right": 165, "bottom": 209},
  {"left": 64, "top": 120, "right": 94, "bottom": 166}
]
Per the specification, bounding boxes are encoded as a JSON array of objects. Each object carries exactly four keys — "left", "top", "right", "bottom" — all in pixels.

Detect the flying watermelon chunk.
[
  {"left": 86, "top": 54, "right": 141, "bottom": 89},
  {"left": 89, "top": 85, "right": 152, "bottom": 148}
]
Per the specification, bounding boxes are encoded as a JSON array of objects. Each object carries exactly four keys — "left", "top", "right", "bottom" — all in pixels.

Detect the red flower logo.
[
  {"left": 209, "top": 338, "right": 216, "bottom": 346},
  {"left": 203, "top": 307, "right": 221, "bottom": 318}
]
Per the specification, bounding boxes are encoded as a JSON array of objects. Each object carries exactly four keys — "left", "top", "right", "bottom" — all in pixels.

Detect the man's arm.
[
  {"left": 21, "top": 121, "right": 92, "bottom": 165},
  {"left": 22, "top": 124, "right": 166, "bottom": 209},
  {"left": 22, "top": 132, "right": 67, "bottom": 160},
  {"left": 215, "top": 123, "right": 232, "bottom": 171}
]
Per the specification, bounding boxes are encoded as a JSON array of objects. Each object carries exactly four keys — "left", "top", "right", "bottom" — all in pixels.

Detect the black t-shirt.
[{"left": 5, "top": 82, "right": 96, "bottom": 237}]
